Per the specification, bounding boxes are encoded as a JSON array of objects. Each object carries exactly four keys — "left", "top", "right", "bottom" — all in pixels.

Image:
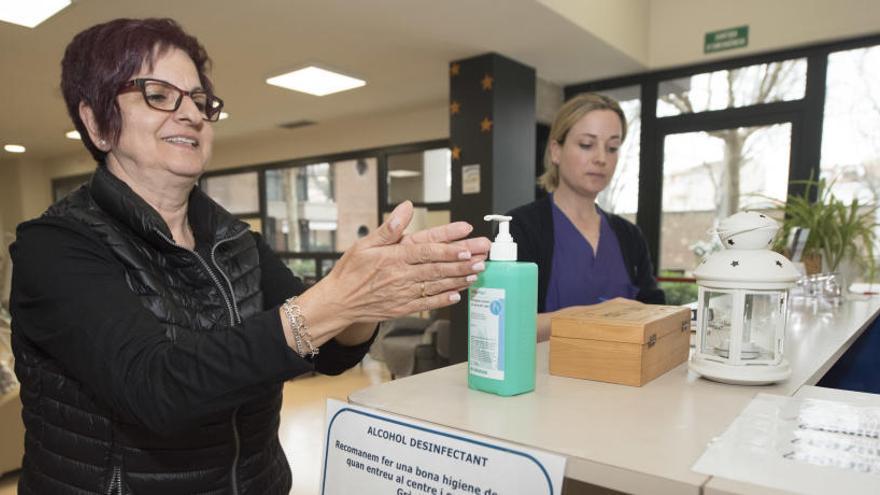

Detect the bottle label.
[{"left": 469, "top": 287, "right": 505, "bottom": 380}]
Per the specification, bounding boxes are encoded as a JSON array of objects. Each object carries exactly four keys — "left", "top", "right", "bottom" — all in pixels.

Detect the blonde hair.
[{"left": 538, "top": 93, "right": 627, "bottom": 192}]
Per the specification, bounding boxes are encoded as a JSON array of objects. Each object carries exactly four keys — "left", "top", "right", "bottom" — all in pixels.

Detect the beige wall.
[
  {"left": 649, "top": 0, "right": 880, "bottom": 69},
  {"left": 209, "top": 101, "right": 447, "bottom": 172},
  {"left": 539, "top": 0, "right": 880, "bottom": 71},
  {"left": 0, "top": 157, "right": 55, "bottom": 232},
  {"left": 538, "top": 0, "right": 651, "bottom": 65}
]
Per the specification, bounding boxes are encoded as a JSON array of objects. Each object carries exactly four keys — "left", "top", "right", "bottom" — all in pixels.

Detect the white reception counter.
[{"left": 349, "top": 297, "right": 880, "bottom": 494}]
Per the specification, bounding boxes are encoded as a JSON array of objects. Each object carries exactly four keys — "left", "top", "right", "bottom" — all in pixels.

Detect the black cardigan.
[{"left": 507, "top": 195, "right": 665, "bottom": 312}]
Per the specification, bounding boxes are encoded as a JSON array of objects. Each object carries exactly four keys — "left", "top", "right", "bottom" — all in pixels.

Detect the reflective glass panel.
[
  {"left": 202, "top": 171, "right": 259, "bottom": 214},
  {"left": 657, "top": 58, "right": 806, "bottom": 117},
  {"left": 265, "top": 158, "right": 378, "bottom": 253},
  {"left": 660, "top": 123, "right": 791, "bottom": 273},
  {"left": 820, "top": 45, "right": 880, "bottom": 285},
  {"left": 387, "top": 148, "right": 451, "bottom": 204},
  {"left": 701, "top": 289, "right": 734, "bottom": 360},
  {"left": 741, "top": 291, "right": 786, "bottom": 362}
]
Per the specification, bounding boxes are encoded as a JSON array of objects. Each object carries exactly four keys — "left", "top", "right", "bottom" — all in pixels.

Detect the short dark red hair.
[{"left": 61, "top": 18, "right": 214, "bottom": 163}]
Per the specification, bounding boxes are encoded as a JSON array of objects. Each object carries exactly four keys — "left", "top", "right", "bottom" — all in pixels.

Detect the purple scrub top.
[{"left": 544, "top": 197, "right": 637, "bottom": 312}]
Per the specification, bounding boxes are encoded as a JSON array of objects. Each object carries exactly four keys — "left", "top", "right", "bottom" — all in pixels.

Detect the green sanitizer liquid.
[{"left": 467, "top": 215, "right": 538, "bottom": 396}]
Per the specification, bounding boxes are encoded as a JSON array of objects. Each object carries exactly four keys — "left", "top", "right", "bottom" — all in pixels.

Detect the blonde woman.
[{"left": 508, "top": 93, "right": 664, "bottom": 341}]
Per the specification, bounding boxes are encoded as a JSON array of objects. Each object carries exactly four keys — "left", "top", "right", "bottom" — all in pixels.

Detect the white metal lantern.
[{"left": 689, "top": 211, "right": 800, "bottom": 385}]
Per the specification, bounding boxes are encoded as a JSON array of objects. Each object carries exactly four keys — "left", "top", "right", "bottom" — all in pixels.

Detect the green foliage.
[
  {"left": 658, "top": 271, "right": 699, "bottom": 305},
  {"left": 770, "top": 178, "right": 878, "bottom": 277}
]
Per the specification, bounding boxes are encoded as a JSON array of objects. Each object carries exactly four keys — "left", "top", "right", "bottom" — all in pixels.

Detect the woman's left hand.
[{"left": 288, "top": 201, "right": 490, "bottom": 348}]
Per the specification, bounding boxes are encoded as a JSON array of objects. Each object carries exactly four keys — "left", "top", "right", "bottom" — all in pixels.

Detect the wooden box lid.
[{"left": 550, "top": 298, "right": 691, "bottom": 344}]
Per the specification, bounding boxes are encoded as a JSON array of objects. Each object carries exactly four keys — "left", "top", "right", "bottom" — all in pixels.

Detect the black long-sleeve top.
[{"left": 10, "top": 217, "right": 372, "bottom": 432}]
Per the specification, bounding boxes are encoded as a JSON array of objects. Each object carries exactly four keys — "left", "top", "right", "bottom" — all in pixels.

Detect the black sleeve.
[
  {"left": 253, "top": 233, "right": 377, "bottom": 376},
  {"left": 10, "top": 219, "right": 314, "bottom": 434},
  {"left": 508, "top": 201, "right": 550, "bottom": 312},
  {"left": 631, "top": 225, "right": 666, "bottom": 305},
  {"left": 508, "top": 212, "right": 538, "bottom": 264}
]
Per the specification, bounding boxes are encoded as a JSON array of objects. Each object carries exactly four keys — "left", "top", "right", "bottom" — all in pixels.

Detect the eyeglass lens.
[{"left": 142, "top": 81, "right": 221, "bottom": 120}]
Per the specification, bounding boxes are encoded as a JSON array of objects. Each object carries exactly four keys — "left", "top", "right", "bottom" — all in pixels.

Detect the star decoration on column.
[
  {"left": 450, "top": 63, "right": 461, "bottom": 76},
  {"left": 731, "top": 261, "right": 740, "bottom": 267},
  {"left": 451, "top": 145, "right": 461, "bottom": 160},
  {"left": 480, "top": 117, "right": 493, "bottom": 133},
  {"left": 450, "top": 101, "right": 461, "bottom": 115},
  {"left": 481, "top": 73, "right": 494, "bottom": 91}
]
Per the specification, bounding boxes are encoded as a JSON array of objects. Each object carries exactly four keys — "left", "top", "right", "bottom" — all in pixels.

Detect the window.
[
  {"left": 265, "top": 158, "right": 378, "bottom": 254},
  {"left": 387, "top": 148, "right": 452, "bottom": 204},
  {"left": 660, "top": 123, "right": 792, "bottom": 273},
  {"left": 201, "top": 171, "right": 259, "bottom": 215},
  {"left": 384, "top": 146, "right": 453, "bottom": 237},
  {"left": 821, "top": 44, "right": 880, "bottom": 204},
  {"left": 657, "top": 58, "right": 807, "bottom": 117}
]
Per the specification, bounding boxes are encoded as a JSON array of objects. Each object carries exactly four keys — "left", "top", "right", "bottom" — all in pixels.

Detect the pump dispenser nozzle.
[{"left": 484, "top": 214, "right": 517, "bottom": 261}]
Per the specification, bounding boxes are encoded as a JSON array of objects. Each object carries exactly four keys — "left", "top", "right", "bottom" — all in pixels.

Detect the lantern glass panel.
[
  {"left": 742, "top": 291, "right": 786, "bottom": 362},
  {"left": 701, "top": 290, "right": 733, "bottom": 359}
]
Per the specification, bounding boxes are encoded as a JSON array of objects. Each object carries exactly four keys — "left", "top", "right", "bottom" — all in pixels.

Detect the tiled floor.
[{"left": 0, "top": 356, "right": 391, "bottom": 495}]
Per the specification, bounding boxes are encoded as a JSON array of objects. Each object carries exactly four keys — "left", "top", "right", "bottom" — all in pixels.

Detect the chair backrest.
[{"left": 426, "top": 319, "right": 451, "bottom": 361}]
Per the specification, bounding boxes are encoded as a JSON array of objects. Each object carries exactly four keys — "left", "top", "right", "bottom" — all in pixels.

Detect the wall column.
[{"left": 448, "top": 53, "right": 536, "bottom": 363}]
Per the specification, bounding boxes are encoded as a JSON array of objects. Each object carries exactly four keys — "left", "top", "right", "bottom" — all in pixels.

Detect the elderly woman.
[
  {"left": 508, "top": 93, "right": 664, "bottom": 342},
  {"left": 9, "top": 18, "right": 488, "bottom": 495}
]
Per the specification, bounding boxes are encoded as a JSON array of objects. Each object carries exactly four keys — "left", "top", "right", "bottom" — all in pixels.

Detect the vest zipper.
[
  {"left": 211, "top": 229, "right": 250, "bottom": 325},
  {"left": 230, "top": 407, "right": 241, "bottom": 495},
  {"left": 156, "top": 231, "right": 237, "bottom": 326},
  {"left": 105, "top": 465, "right": 122, "bottom": 495}
]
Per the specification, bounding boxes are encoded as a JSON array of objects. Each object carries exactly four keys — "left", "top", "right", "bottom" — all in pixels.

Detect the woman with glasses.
[
  {"left": 507, "top": 93, "right": 665, "bottom": 342},
  {"left": 9, "top": 18, "right": 488, "bottom": 495}
]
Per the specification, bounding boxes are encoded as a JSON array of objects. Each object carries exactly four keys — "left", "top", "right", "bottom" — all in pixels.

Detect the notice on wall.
[
  {"left": 462, "top": 164, "right": 481, "bottom": 195},
  {"left": 693, "top": 393, "right": 880, "bottom": 495},
  {"left": 321, "top": 399, "right": 565, "bottom": 495}
]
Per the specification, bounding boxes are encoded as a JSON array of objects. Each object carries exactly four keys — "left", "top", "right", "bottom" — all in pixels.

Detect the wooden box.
[{"left": 549, "top": 298, "right": 691, "bottom": 387}]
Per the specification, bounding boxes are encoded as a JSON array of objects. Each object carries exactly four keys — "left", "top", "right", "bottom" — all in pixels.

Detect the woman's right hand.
[{"left": 291, "top": 201, "right": 490, "bottom": 346}]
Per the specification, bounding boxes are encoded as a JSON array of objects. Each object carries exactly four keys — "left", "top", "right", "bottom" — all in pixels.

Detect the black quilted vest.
[{"left": 13, "top": 166, "right": 292, "bottom": 494}]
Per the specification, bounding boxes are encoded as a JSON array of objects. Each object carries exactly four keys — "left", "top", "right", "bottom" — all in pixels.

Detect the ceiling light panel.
[
  {"left": 4, "top": 144, "right": 26, "bottom": 153},
  {"left": 266, "top": 66, "right": 365, "bottom": 96},
  {"left": 0, "top": 0, "right": 71, "bottom": 28}
]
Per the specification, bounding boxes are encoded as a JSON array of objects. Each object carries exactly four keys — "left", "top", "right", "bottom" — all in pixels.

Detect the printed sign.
[
  {"left": 462, "top": 164, "right": 481, "bottom": 195},
  {"left": 705, "top": 26, "right": 748, "bottom": 53},
  {"left": 322, "top": 399, "right": 566, "bottom": 495}
]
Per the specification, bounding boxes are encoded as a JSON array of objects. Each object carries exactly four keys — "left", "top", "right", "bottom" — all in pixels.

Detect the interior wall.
[
  {"left": 209, "top": 100, "right": 447, "bottom": 171},
  {"left": 537, "top": 0, "right": 650, "bottom": 65},
  {"left": 649, "top": 0, "right": 880, "bottom": 69}
]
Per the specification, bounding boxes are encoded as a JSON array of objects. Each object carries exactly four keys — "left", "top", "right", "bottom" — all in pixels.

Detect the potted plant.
[{"left": 769, "top": 177, "right": 878, "bottom": 286}]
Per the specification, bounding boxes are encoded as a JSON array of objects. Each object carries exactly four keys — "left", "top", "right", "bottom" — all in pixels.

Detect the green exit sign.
[{"left": 705, "top": 26, "right": 748, "bottom": 53}]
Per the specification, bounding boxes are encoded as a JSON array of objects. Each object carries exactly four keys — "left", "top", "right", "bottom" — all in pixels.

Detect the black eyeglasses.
[{"left": 118, "top": 78, "right": 224, "bottom": 122}]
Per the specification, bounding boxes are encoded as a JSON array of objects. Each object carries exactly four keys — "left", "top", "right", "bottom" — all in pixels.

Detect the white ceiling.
[{"left": 0, "top": 0, "right": 643, "bottom": 160}]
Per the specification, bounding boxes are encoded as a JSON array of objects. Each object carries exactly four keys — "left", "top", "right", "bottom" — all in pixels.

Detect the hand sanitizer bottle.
[{"left": 468, "top": 214, "right": 538, "bottom": 396}]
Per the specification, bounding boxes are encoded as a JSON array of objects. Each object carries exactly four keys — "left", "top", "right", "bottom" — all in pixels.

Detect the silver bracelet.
[{"left": 282, "top": 296, "right": 319, "bottom": 358}]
